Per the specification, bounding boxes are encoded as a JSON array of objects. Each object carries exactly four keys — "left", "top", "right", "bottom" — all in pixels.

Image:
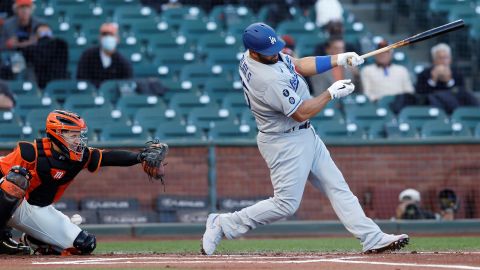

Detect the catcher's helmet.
[
  {"left": 243, "top": 23, "right": 285, "bottom": 56},
  {"left": 46, "top": 110, "right": 88, "bottom": 161}
]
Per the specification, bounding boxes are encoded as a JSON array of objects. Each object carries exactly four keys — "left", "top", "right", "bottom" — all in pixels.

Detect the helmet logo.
[{"left": 269, "top": 36, "right": 276, "bottom": 44}]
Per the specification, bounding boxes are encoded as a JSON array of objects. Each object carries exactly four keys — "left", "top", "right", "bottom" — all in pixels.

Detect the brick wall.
[{"left": 2, "top": 144, "right": 479, "bottom": 220}]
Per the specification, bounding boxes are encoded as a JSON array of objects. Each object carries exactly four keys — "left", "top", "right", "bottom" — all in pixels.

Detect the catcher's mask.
[{"left": 46, "top": 110, "right": 88, "bottom": 161}]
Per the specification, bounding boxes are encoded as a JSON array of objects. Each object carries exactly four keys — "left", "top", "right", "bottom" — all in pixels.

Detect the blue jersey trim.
[{"left": 286, "top": 99, "right": 303, "bottom": 117}]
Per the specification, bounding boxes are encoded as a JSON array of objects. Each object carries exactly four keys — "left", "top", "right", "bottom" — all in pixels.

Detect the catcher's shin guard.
[
  {"left": 0, "top": 228, "right": 30, "bottom": 255},
  {"left": 0, "top": 166, "right": 31, "bottom": 227}
]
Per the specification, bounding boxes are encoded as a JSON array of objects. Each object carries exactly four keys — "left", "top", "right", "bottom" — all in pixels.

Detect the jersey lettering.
[{"left": 240, "top": 55, "right": 252, "bottom": 82}]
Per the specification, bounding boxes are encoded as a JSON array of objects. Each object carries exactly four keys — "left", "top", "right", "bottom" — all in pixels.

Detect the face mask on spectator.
[
  {"left": 101, "top": 36, "right": 117, "bottom": 52},
  {"left": 38, "top": 31, "right": 53, "bottom": 39}
]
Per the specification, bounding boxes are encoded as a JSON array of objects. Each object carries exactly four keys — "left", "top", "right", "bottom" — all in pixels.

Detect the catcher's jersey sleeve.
[
  {"left": 0, "top": 142, "right": 36, "bottom": 178},
  {"left": 85, "top": 148, "right": 103, "bottom": 172}
]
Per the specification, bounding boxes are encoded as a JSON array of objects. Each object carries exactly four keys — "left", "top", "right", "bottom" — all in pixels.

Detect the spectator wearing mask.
[
  {"left": 22, "top": 23, "right": 68, "bottom": 89},
  {"left": 1, "top": 0, "right": 43, "bottom": 50},
  {"left": 416, "top": 43, "right": 479, "bottom": 114},
  {"left": 76, "top": 23, "right": 132, "bottom": 88},
  {"left": 309, "top": 36, "right": 361, "bottom": 96},
  {"left": 0, "top": 80, "right": 15, "bottom": 110},
  {"left": 360, "top": 40, "right": 416, "bottom": 113},
  {"left": 395, "top": 188, "right": 435, "bottom": 220}
]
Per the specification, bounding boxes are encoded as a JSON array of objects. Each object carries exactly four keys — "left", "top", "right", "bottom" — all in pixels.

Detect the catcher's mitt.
[{"left": 138, "top": 139, "right": 169, "bottom": 185}]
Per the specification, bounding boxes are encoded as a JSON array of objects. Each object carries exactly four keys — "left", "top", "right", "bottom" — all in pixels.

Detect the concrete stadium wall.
[{"left": 2, "top": 144, "right": 479, "bottom": 220}]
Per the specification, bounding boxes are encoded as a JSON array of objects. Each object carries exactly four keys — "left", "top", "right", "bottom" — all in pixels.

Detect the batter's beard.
[{"left": 258, "top": 54, "right": 279, "bottom": 65}]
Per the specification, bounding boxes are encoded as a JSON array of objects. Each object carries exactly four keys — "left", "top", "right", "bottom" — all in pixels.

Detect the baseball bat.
[{"left": 347, "top": 19, "right": 465, "bottom": 65}]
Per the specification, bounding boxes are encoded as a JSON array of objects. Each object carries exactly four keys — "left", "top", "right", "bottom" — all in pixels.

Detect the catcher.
[{"left": 0, "top": 110, "right": 168, "bottom": 255}]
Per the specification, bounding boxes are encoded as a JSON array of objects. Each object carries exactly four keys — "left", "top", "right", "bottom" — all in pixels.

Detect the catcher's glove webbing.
[{"left": 138, "top": 139, "right": 169, "bottom": 189}]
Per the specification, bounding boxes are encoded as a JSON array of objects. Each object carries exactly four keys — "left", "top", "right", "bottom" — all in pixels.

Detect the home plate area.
[{"left": 7, "top": 252, "right": 477, "bottom": 270}]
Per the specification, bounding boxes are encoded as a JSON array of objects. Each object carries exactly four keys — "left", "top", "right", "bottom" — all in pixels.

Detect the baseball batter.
[
  {"left": 201, "top": 23, "right": 409, "bottom": 255},
  {"left": 0, "top": 110, "right": 168, "bottom": 255}
]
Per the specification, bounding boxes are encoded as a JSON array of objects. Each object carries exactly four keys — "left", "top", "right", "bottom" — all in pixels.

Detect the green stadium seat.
[
  {"left": 81, "top": 107, "right": 128, "bottom": 141},
  {"left": 97, "top": 79, "right": 138, "bottom": 105},
  {"left": 398, "top": 106, "right": 447, "bottom": 131},
  {"left": 276, "top": 21, "right": 319, "bottom": 41},
  {"left": 7, "top": 81, "right": 39, "bottom": 96},
  {"left": 313, "top": 120, "right": 362, "bottom": 139},
  {"left": 202, "top": 78, "right": 236, "bottom": 104},
  {"left": 97, "top": 0, "right": 140, "bottom": 15},
  {"left": 342, "top": 94, "right": 375, "bottom": 109},
  {"left": 186, "top": 106, "right": 232, "bottom": 130},
  {"left": 368, "top": 121, "right": 387, "bottom": 139},
  {"left": 129, "top": 20, "right": 173, "bottom": 43},
  {"left": 256, "top": 4, "right": 306, "bottom": 25},
  {"left": 134, "top": 107, "right": 181, "bottom": 134},
  {"left": 154, "top": 122, "right": 203, "bottom": 142},
  {"left": 376, "top": 95, "right": 396, "bottom": 110},
  {"left": 0, "top": 122, "right": 25, "bottom": 142},
  {"left": 421, "top": 120, "right": 471, "bottom": 138},
  {"left": 451, "top": 107, "right": 480, "bottom": 133},
  {"left": 239, "top": 108, "right": 255, "bottom": 126},
  {"left": 385, "top": 122, "right": 417, "bottom": 139},
  {"left": 160, "top": 79, "right": 198, "bottom": 102},
  {"left": 310, "top": 107, "right": 344, "bottom": 123},
  {"left": 221, "top": 93, "right": 248, "bottom": 118},
  {"left": 429, "top": 0, "right": 471, "bottom": 14},
  {"left": 167, "top": 93, "right": 208, "bottom": 118},
  {"left": 180, "top": 64, "right": 224, "bottom": 88},
  {"left": 153, "top": 48, "right": 196, "bottom": 78},
  {"left": 196, "top": 34, "right": 240, "bottom": 56},
  {"left": 23, "top": 108, "right": 53, "bottom": 138},
  {"left": 208, "top": 5, "right": 255, "bottom": 28},
  {"left": 63, "top": 95, "right": 111, "bottom": 115},
  {"left": 133, "top": 62, "right": 165, "bottom": 78},
  {"left": 14, "top": 96, "right": 58, "bottom": 119},
  {"left": 208, "top": 121, "right": 256, "bottom": 141},
  {"left": 296, "top": 34, "right": 327, "bottom": 57},
  {"left": 0, "top": 110, "right": 20, "bottom": 125},
  {"left": 44, "top": 79, "right": 95, "bottom": 103},
  {"left": 226, "top": 21, "right": 254, "bottom": 39},
  {"left": 114, "top": 5, "right": 156, "bottom": 22},
  {"left": 205, "top": 49, "right": 240, "bottom": 78},
  {"left": 475, "top": 123, "right": 480, "bottom": 138},
  {"left": 69, "top": 47, "right": 85, "bottom": 67},
  {"left": 160, "top": 6, "right": 207, "bottom": 30},
  {"left": 100, "top": 122, "right": 149, "bottom": 142},
  {"left": 345, "top": 106, "right": 394, "bottom": 130},
  {"left": 178, "top": 20, "right": 221, "bottom": 45},
  {"left": 116, "top": 95, "right": 166, "bottom": 120}
]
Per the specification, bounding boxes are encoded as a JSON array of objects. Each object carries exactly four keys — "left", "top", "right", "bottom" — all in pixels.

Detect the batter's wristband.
[{"left": 315, "top": 56, "right": 332, "bottom": 74}]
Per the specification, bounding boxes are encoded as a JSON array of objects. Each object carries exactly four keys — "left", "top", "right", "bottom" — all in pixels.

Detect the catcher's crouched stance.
[{"left": 0, "top": 110, "right": 168, "bottom": 255}]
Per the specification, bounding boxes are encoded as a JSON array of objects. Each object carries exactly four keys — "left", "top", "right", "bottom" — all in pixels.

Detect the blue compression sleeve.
[{"left": 315, "top": 56, "right": 332, "bottom": 74}]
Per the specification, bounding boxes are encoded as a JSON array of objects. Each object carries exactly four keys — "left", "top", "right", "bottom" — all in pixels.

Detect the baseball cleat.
[
  {"left": 0, "top": 229, "right": 30, "bottom": 255},
  {"left": 201, "top": 214, "right": 223, "bottom": 255},
  {"left": 364, "top": 234, "right": 409, "bottom": 254}
]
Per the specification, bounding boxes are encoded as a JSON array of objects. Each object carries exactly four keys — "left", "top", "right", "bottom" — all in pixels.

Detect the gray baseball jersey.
[
  {"left": 239, "top": 51, "right": 310, "bottom": 133},
  {"left": 214, "top": 50, "right": 388, "bottom": 252}
]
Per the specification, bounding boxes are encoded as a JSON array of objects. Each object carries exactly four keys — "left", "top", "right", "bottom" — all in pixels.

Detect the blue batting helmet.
[{"left": 243, "top": 23, "right": 285, "bottom": 56}]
